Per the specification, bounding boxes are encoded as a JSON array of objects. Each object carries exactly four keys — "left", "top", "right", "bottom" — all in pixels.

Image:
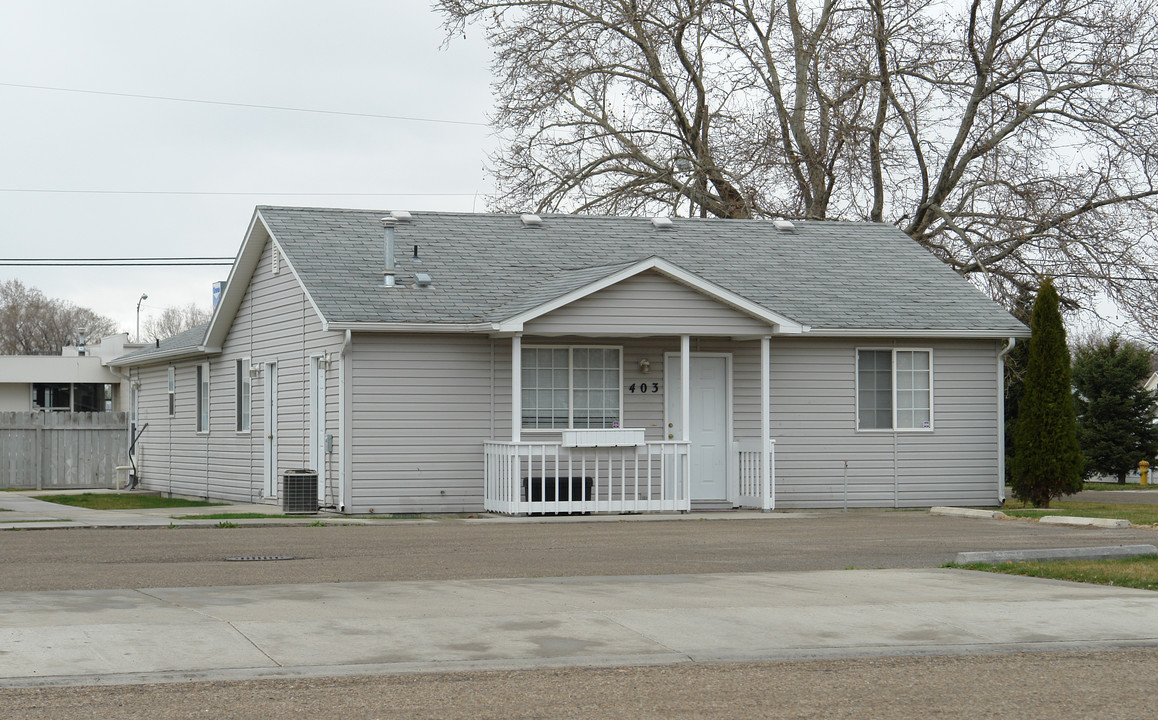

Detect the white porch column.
[
  {"left": 680, "top": 335, "right": 691, "bottom": 443},
  {"left": 761, "top": 335, "right": 773, "bottom": 511},
  {"left": 511, "top": 334, "right": 522, "bottom": 443}
]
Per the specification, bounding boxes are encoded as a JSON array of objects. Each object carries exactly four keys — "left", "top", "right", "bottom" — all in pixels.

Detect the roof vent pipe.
[{"left": 380, "top": 217, "right": 398, "bottom": 287}]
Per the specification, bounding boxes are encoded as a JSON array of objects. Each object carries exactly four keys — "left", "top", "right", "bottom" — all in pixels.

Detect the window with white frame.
[
  {"left": 856, "top": 349, "right": 932, "bottom": 430},
  {"left": 522, "top": 346, "right": 621, "bottom": 429},
  {"left": 167, "top": 367, "right": 176, "bottom": 417},
  {"left": 196, "top": 363, "right": 210, "bottom": 433},
  {"left": 235, "top": 359, "right": 251, "bottom": 432}
]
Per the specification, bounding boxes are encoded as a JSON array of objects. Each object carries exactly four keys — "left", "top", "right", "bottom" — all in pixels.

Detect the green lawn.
[
  {"left": 953, "top": 556, "right": 1158, "bottom": 591},
  {"left": 32, "top": 493, "right": 227, "bottom": 510},
  {"left": 1083, "top": 481, "right": 1153, "bottom": 491},
  {"left": 1000, "top": 500, "right": 1158, "bottom": 526}
]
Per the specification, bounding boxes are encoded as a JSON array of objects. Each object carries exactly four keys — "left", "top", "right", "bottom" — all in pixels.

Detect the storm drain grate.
[{"left": 225, "top": 556, "right": 294, "bottom": 562}]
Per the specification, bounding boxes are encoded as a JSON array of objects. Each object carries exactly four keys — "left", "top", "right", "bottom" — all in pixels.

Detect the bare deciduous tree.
[
  {"left": 438, "top": 0, "right": 1158, "bottom": 341},
  {"left": 0, "top": 279, "right": 119, "bottom": 355},
  {"left": 141, "top": 303, "right": 211, "bottom": 342}
]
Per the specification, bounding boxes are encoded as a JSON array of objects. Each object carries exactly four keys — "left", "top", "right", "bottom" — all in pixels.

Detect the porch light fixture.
[
  {"left": 639, "top": 358, "right": 651, "bottom": 374},
  {"left": 248, "top": 364, "right": 262, "bottom": 378}
]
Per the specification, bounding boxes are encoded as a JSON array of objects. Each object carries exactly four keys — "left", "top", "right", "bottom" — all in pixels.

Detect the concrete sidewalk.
[
  {"left": 0, "top": 491, "right": 368, "bottom": 529},
  {"left": 2, "top": 568, "right": 1157, "bottom": 688},
  {"left": 0, "top": 489, "right": 817, "bottom": 530}
]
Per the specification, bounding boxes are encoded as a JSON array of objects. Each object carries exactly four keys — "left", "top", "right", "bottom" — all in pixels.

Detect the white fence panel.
[
  {"left": 736, "top": 438, "right": 775, "bottom": 511},
  {"left": 484, "top": 440, "right": 691, "bottom": 515}
]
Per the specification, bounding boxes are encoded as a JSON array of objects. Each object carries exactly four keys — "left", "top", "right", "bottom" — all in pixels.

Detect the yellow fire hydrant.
[{"left": 1141, "top": 460, "right": 1150, "bottom": 487}]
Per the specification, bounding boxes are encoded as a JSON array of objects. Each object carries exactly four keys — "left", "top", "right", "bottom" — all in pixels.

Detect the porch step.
[{"left": 690, "top": 501, "right": 737, "bottom": 512}]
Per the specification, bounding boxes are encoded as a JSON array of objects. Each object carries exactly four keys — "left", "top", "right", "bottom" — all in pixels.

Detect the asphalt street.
[{"left": 4, "top": 511, "right": 1158, "bottom": 592}]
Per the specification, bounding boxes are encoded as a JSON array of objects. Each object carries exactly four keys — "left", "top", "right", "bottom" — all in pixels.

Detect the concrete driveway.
[{"left": 3, "top": 568, "right": 1157, "bottom": 688}]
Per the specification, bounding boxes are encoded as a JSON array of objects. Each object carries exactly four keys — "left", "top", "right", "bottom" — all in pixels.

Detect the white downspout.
[
  {"left": 997, "top": 337, "right": 1016, "bottom": 504},
  {"left": 338, "top": 329, "right": 352, "bottom": 513}
]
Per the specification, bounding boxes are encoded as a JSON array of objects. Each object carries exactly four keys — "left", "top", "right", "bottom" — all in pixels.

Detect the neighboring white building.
[{"left": 0, "top": 334, "right": 144, "bottom": 413}]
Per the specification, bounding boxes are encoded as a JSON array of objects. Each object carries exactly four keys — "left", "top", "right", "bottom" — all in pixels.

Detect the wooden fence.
[{"left": 0, "top": 412, "right": 129, "bottom": 489}]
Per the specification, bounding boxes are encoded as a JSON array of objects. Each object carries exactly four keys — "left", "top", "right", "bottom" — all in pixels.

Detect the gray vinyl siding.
[
  {"left": 137, "top": 293, "right": 1000, "bottom": 510},
  {"left": 523, "top": 271, "right": 775, "bottom": 336},
  {"left": 348, "top": 333, "right": 496, "bottom": 513},
  {"left": 134, "top": 238, "right": 344, "bottom": 504},
  {"left": 764, "top": 338, "right": 1000, "bottom": 508}
]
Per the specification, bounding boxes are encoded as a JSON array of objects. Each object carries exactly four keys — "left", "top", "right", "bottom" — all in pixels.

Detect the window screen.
[
  {"left": 521, "top": 346, "right": 621, "bottom": 429},
  {"left": 857, "top": 350, "right": 893, "bottom": 430},
  {"left": 196, "top": 364, "right": 210, "bottom": 433},
  {"left": 857, "top": 349, "right": 932, "bottom": 430}
]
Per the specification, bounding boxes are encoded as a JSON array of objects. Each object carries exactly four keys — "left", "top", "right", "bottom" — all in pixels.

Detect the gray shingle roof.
[
  {"left": 259, "top": 207, "right": 1027, "bottom": 334},
  {"left": 114, "top": 323, "right": 209, "bottom": 363}
]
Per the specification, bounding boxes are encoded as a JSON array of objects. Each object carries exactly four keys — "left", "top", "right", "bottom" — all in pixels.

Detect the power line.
[
  {"left": 0, "top": 188, "right": 481, "bottom": 197},
  {"left": 0, "top": 81, "right": 490, "bottom": 128},
  {"left": 1, "top": 258, "right": 234, "bottom": 266},
  {"left": 8, "top": 257, "right": 232, "bottom": 261}
]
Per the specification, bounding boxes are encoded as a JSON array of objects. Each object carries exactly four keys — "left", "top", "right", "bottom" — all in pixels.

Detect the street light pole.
[{"left": 136, "top": 293, "right": 148, "bottom": 342}]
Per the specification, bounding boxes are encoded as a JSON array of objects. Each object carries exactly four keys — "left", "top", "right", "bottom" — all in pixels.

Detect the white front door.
[
  {"left": 666, "top": 354, "right": 730, "bottom": 500},
  {"left": 263, "top": 361, "right": 278, "bottom": 499}
]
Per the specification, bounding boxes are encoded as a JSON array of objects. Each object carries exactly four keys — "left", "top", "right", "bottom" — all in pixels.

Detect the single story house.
[{"left": 110, "top": 207, "right": 1029, "bottom": 514}]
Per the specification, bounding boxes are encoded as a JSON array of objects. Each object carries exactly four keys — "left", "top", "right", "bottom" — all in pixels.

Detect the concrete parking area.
[{"left": 3, "top": 568, "right": 1157, "bottom": 688}]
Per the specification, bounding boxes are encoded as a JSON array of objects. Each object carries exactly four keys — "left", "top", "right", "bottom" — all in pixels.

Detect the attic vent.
[
  {"left": 520, "top": 213, "right": 542, "bottom": 228},
  {"left": 773, "top": 219, "right": 796, "bottom": 232},
  {"left": 415, "top": 272, "right": 433, "bottom": 288},
  {"left": 390, "top": 210, "right": 413, "bottom": 222},
  {"left": 651, "top": 217, "right": 674, "bottom": 230}
]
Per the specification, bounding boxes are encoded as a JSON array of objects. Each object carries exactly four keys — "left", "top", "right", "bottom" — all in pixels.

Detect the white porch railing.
[
  {"left": 484, "top": 440, "right": 691, "bottom": 515},
  {"left": 736, "top": 438, "right": 775, "bottom": 511}
]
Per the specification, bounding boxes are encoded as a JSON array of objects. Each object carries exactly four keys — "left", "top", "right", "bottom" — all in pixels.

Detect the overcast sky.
[{"left": 0, "top": 1, "right": 496, "bottom": 338}]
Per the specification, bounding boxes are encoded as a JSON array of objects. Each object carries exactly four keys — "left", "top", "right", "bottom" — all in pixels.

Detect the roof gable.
[
  {"left": 510, "top": 259, "right": 803, "bottom": 335},
  {"left": 201, "top": 210, "right": 327, "bottom": 352}
]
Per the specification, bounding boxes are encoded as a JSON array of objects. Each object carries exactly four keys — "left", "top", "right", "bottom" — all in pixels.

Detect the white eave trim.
[
  {"left": 325, "top": 321, "right": 498, "bottom": 333},
  {"left": 494, "top": 257, "right": 806, "bottom": 334},
  {"left": 807, "top": 327, "right": 1032, "bottom": 339},
  {"left": 108, "top": 346, "right": 210, "bottom": 368}
]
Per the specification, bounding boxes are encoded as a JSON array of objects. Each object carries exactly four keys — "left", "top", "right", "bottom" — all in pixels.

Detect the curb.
[
  {"left": 1039, "top": 516, "right": 1131, "bottom": 529},
  {"left": 930, "top": 507, "right": 1006, "bottom": 520},
  {"left": 954, "top": 544, "right": 1158, "bottom": 564}
]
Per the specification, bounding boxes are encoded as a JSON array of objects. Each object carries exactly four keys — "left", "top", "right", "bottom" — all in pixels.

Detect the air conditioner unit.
[{"left": 282, "top": 470, "right": 318, "bottom": 514}]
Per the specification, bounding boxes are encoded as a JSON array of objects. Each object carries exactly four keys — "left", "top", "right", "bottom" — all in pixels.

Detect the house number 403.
[{"left": 628, "top": 383, "right": 660, "bottom": 394}]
